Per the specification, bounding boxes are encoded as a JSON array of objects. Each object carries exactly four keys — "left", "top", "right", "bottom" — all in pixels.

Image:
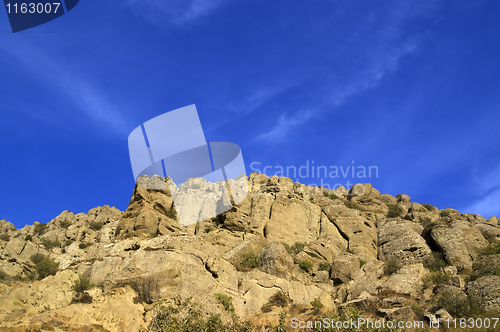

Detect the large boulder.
[
  {"left": 383, "top": 264, "right": 428, "bottom": 296},
  {"left": 115, "top": 175, "right": 180, "bottom": 239},
  {"left": 466, "top": 276, "right": 500, "bottom": 311},
  {"left": 259, "top": 242, "right": 294, "bottom": 278},
  {"left": 378, "top": 219, "right": 432, "bottom": 265},
  {"left": 430, "top": 217, "right": 489, "bottom": 269},
  {"left": 330, "top": 252, "right": 360, "bottom": 284},
  {"left": 322, "top": 205, "right": 378, "bottom": 262}
]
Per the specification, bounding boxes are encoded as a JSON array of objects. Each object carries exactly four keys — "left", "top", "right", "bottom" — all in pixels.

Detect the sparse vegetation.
[
  {"left": 482, "top": 241, "right": 500, "bottom": 255},
  {"left": 60, "top": 220, "right": 71, "bottom": 228},
  {"left": 64, "top": 239, "right": 74, "bottom": 247},
  {"left": 167, "top": 208, "right": 177, "bottom": 220},
  {"left": 71, "top": 275, "right": 95, "bottom": 294},
  {"left": 214, "top": 293, "right": 235, "bottom": 314},
  {"left": 205, "top": 225, "right": 215, "bottom": 233},
  {"left": 419, "top": 216, "right": 432, "bottom": 226},
  {"left": 0, "top": 233, "right": 10, "bottom": 241},
  {"left": 466, "top": 258, "right": 500, "bottom": 282},
  {"left": 79, "top": 242, "right": 92, "bottom": 249},
  {"left": 423, "top": 270, "right": 451, "bottom": 286},
  {"left": 323, "top": 192, "right": 339, "bottom": 200},
  {"left": 148, "top": 300, "right": 256, "bottom": 332},
  {"left": 437, "top": 291, "right": 485, "bottom": 317},
  {"left": 298, "top": 260, "right": 313, "bottom": 273},
  {"left": 343, "top": 199, "right": 364, "bottom": 211},
  {"left": 318, "top": 262, "right": 330, "bottom": 272},
  {"left": 33, "top": 256, "right": 59, "bottom": 280},
  {"left": 422, "top": 203, "right": 434, "bottom": 211},
  {"left": 403, "top": 214, "right": 413, "bottom": 221},
  {"left": 0, "top": 269, "right": 6, "bottom": 280},
  {"left": 359, "top": 259, "right": 367, "bottom": 268},
  {"left": 41, "top": 238, "right": 60, "bottom": 250},
  {"left": 239, "top": 253, "right": 260, "bottom": 270},
  {"left": 261, "top": 291, "right": 291, "bottom": 313},
  {"left": 424, "top": 252, "right": 448, "bottom": 271},
  {"left": 30, "top": 253, "right": 46, "bottom": 264},
  {"left": 24, "top": 235, "right": 32, "bottom": 241},
  {"left": 386, "top": 205, "right": 402, "bottom": 218},
  {"left": 283, "top": 242, "right": 305, "bottom": 256},
  {"left": 440, "top": 210, "right": 451, "bottom": 217},
  {"left": 383, "top": 258, "right": 401, "bottom": 275},
  {"left": 89, "top": 221, "right": 104, "bottom": 231},
  {"left": 34, "top": 223, "right": 48, "bottom": 235},
  {"left": 310, "top": 298, "right": 324, "bottom": 312}
]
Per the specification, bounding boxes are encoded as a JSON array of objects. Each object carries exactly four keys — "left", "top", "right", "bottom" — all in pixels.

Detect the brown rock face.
[
  {"left": 115, "top": 175, "right": 180, "bottom": 239},
  {"left": 2, "top": 173, "right": 500, "bottom": 331}
]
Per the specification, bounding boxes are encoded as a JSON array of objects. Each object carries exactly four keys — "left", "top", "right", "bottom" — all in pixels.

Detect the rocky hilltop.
[{"left": 1, "top": 173, "right": 500, "bottom": 331}]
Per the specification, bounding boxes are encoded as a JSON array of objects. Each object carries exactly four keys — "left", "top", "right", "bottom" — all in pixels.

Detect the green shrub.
[
  {"left": 214, "top": 293, "right": 235, "bottom": 314},
  {"left": 440, "top": 210, "right": 451, "bottom": 217},
  {"left": 419, "top": 216, "right": 432, "bottom": 226},
  {"left": 310, "top": 298, "right": 324, "bottom": 310},
  {"left": 422, "top": 203, "right": 434, "bottom": 211},
  {"left": 359, "top": 259, "right": 367, "bottom": 268},
  {"left": 24, "top": 235, "right": 32, "bottom": 241},
  {"left": 437, "top": 291, "right": 484, "bottom": 317},
  {"left": 383, "top": 258, "right": 401, "bottom": 275},
  {"left": 64, "top": 239, "right": 74, "bottom": 247},
  {"left": 89, "top": 221, "right": 103, "bottom": 231},
  {"left": 0, "top": 270, "right": 6, "bottom": 280},
  {"left": 71, "top": 275, "right": 95, "bottom": 294},
  {"left": 34, "top": 223, "right": 48, "bottom": 235},
  {"left": 148, "top": 302, "right": 254, "bottom": 332},
  {"left": 239, "top": 253, "right": 259, "bottom": 270},
  {"left": 299, "top": 260, "right": 313, "bottom": 273},
  {"left": 79, "top": 242, "right": 92, "bottom": 249},
  {"left": 0, "top": 233, "right": 10, "bottom": 241},
  {"left": 403, "top": 214, "right": 413, "bottom": 221},
  {"left": 30, "top": 253, "right": 46, "bottom": 264},
  {"left": 41, "top": 238, "right": 60, "bottom": 250},
  {"left": 467, "top": 259, "right": 500, "bottom": 282},
  {"left": 290, "top": 242, "right": 305, "bottom": 255},
  {"left": 33, "top": 257, "right": 59, "bottom": 279},
  {"left": 424, "top": 270, "right": 451, "bottom": 285},
  {"left": 261, "top": 291, "right": 291, "bottom": 312},
  {"left": 281, "top": 242, "right": 292, "bottom": 254},
  {"left": 167, "top": 208, "right": 177, "bottom": 220},
  {"left": 482, "top": 242, "right": 500, "bottom": 255},
  {"left": 59, "top": 220, "right": 71, "bottom": 228},
  {"left": 386, "top": 205, "right": 402, "bottom": 218},
  {"left": 424, "top": 252, "right": 448, "bottom": 271},
  {"left": 343, "top": 199, "right": 364, "bottom": 211},
  {"left": 347, "top": 249, "right": 356, "bottom": 255},
  {"left": 323, "top": 192, "right": 339, "bottom": 200},
  {"left": 318, "top": 262, "right": 330, "bottom": 272}
]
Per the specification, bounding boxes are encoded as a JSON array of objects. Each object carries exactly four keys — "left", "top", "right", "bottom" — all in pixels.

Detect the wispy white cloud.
[
  {"left": 255, "top": 111, "right": 315, "bottom": 143},
  {"left": 0, "top": 40, "right": 126, "bottom": 134},
  {"left": 457, "top": 164, "right": 500, "bottom": 218},
  {"left": 460, "top": 188, "right": 500, "bottom": 219},
  {"left": 125, "top": 0, "right": 228, "bottom": 26}
]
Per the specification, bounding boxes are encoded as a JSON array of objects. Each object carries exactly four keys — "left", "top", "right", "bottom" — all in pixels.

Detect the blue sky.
[{"left": 1, "top": 0, "right": 500, "bottom": 228}]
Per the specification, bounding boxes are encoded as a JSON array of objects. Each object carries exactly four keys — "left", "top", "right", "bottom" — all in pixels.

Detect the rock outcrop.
[{"left": 1, "top": 173, "right": 499, "bottom": 331}]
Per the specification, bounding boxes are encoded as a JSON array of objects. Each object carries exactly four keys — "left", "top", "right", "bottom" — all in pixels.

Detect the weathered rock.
[
  {"left": 378, "top": 219, "right": 432, "bottom": 265},
  {"left": 263, "top": 194, "right": 321, "bottom": 245},
  {"left": 260, "top": 242, "right": 294, "bottom": 279},
  {"left": 431, "top": 217, "right": 489, "bottom": 269},
  {"left": 116, "top": 175, "right": 180, "bottom": 238},
  {"left": 322, "top": 205, "right": 377, "bottom": 262},
  {"left": 466, "top": 276, "right": 500, "bottom": 311},
  {"left": 383, "top": 264, "right": 428, "bottom": 296},
  {"left": 330, "top": 252, "right": 360, "bottom": 284},
  {"left": 348, "top": 260, "right": 385, "bottom": 300}
]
